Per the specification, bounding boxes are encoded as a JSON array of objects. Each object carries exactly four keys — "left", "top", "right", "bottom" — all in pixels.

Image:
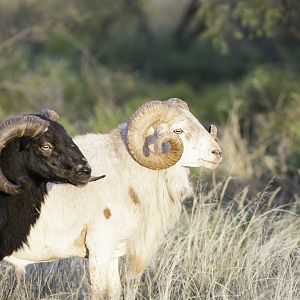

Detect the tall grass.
[{"left": 1, "top": 179, "right": 300, "bottom": 299}]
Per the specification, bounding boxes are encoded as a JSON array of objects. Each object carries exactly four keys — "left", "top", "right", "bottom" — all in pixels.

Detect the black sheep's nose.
[
  {"left": 81, "top": 162, "right": 92, "bottom": 175},
  {"left": 74, "top": 164, "right": 84, "bottom": 172},
  {"left": 74, "top": 163, "right": 91, "bottom": 175},
  {"left": 81, "top": 165, "right": 91, "bottom": 175}
]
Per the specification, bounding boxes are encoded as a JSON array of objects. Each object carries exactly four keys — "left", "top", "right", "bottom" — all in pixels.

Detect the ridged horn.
[
  {"left": 126, "top": 101, "right": 184, "bottom": 170},
  {"left": 0, "top": 115, "right": 50, "bottom": 195},
  {"left": 166, "top": 98, "right": 189, "bottom": 111},
  {"left": 209, "top": 124, "right": 218, "bottom": 140},
  {"left": 42, "top": 109, "right": 60, "bottom": 122}
]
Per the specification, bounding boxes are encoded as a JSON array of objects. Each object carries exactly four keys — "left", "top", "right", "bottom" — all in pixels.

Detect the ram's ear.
[
  {"left": 208, "top": 124, "right": 218, "bottom": 141},
  {"left": 19, "top": 137, "right": 31, "bottom": 152}
]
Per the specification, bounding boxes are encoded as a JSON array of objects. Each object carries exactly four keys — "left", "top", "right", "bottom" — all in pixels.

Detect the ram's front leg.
[{"left": 89, "top": 255, "right": 121, "bottom": 300}]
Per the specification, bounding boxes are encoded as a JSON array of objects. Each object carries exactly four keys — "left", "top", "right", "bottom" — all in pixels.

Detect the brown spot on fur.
[
  {"left": 103, "top": 208, "right": 111, "bottom": 219},
  {"left": 128, "top": 187, "right": 140, "bottom": 205}
]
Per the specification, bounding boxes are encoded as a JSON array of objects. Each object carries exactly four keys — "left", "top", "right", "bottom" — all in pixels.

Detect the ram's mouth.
[
  {"left": 48, "top": 175, "right": 106, "bottom": 188},
  {"left": 183, "top": 159, "right": 220, "bottom": 169},
  {"left": 89, "top": 175, "right": 106, "bottom": 182},
  {"left": 200, "top": 159, "right": 219, "bottom": 170},
  {"left": 71, "top": 175, "right": 106, "bottom": 187},
  {"left": 78, "top": 175, "right": 106, "bottom": 185}
]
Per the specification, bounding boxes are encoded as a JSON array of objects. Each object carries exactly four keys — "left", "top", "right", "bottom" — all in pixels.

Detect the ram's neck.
[
  {"left": 0, "top": 139, "right": 46, "bottom": 259},
  {"left": 116, "top": 124, "right": 193, "bottom": 274},
  {"left": 127, "top": 164, "right": 192, "bottom": 275}
]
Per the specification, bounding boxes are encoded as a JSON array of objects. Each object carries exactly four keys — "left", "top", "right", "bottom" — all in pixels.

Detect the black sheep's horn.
[
  {"left": 42, "top": 109, "right": 60, "bottom": 122},
  {"left": 0, "top": 115, "right": 49, "bottom": 195}
]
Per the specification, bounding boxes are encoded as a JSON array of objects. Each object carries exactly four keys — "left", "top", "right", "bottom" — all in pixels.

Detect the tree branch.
[{"left": 173, "top": 0, "right": 202, "bottom": 45}]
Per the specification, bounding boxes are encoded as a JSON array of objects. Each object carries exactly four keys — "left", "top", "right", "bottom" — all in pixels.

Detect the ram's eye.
[
  {"left": 173, "top": 129, "right": 183, "bottom": 134},
  {"left": 40, "top": 144, "right": 51, "bottom": 151}
]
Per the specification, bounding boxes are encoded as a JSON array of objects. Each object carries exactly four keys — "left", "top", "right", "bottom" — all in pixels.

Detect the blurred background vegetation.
[{"left": 0, "top": 0, "right": 299, "bottom": 200}]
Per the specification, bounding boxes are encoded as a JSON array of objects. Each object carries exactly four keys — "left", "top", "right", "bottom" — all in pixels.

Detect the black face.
[{"left": 21, "top": 120, "right": 91, "bottom": 186}]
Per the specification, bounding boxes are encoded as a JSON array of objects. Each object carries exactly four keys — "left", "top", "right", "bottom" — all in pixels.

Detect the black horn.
[{"left": 42, "top": 109, "right": 60, "bottom": 122}]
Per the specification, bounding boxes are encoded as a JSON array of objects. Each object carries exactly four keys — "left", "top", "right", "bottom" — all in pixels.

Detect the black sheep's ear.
[{"left": 19, "top": 137, "right": 31, "bottom": 152}]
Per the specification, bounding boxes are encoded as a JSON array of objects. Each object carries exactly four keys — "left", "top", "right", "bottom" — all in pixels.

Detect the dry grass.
[{"left": 0, "top": 179, "right": 300, "bottom": 300}]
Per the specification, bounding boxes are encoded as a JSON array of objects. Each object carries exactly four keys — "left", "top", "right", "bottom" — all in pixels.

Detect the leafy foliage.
[{"left": 0, "top": 0, "right": 299, "bottom": 192}]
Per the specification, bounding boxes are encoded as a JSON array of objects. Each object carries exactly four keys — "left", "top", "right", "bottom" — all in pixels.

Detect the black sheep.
[{"left": 0, "top": 109, "right": 103, "bottom": 260}]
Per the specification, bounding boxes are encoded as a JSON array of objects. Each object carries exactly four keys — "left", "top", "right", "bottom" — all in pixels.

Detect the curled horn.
[
  {"left": 209, "top": 124, "right": 218, "bottom": 140},
  {"left": 0, "top": 115, "right": 49, "bottom": 195},
  {"left": 42, "top": 109, "right": 60, "bottom": 122},
  {"left": 166, "top": 98, "right": 189, "bottom": 111},
  {"left": 126, "top": 101, "right": 184, "bottom": 170}
]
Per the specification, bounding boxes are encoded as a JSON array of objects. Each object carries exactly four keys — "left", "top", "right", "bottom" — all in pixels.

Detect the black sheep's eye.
[
  {"left": 40, "top": 144, "right": 51, "bottom": 151},
  {"left": 173, "top": 129, "right": 183, "bottom": 134}
]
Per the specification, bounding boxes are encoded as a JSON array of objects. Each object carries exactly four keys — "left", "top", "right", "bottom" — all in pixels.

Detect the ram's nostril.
[
  {"left": 212, "top": 149, "right": 222, "bottom": 157},
  {"left": 81, "top": 167, "right": 91, "bottom": 175},
  {"left": 81, "top": 157, "right": 87, "bottom": 163},
  {"left": 74, "top": 164, "right": 83, "bottom": 172}
]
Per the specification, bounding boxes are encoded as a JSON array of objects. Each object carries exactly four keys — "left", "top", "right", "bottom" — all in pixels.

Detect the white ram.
[{"left": 5, "top": 98, "right": 222, "bottom": 299}]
